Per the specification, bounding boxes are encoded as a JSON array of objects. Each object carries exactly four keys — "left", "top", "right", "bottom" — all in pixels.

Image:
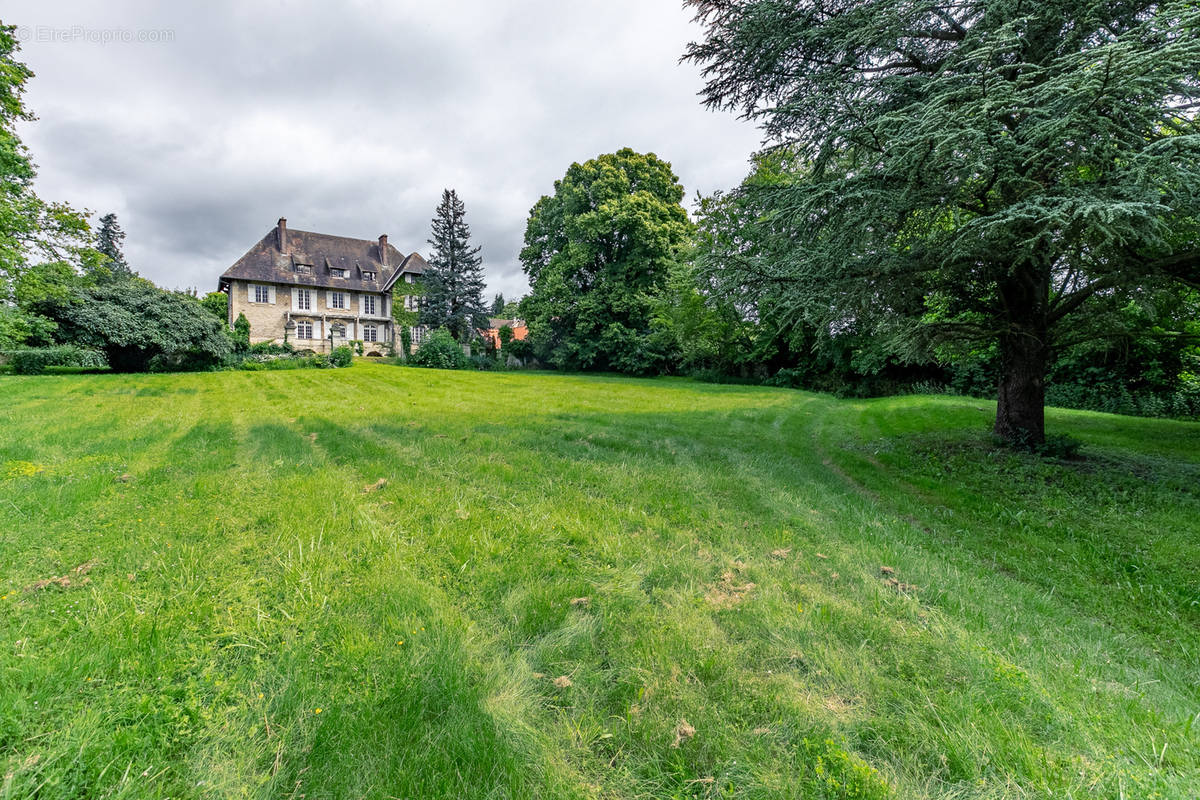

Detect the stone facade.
[
  {"left": 217, "top": 219, "right": 428, "bottom": 354},
  {"left": 226, "top": 279, "right": 396, "bottom": 353}
]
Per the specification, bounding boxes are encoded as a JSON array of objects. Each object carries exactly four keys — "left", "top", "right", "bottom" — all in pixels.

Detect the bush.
[
  {"left": 249, "top": 340, "right": 294, "bottom": 355},
  {"left": 40, "top": 281, "right": 233, "bottom": 372},
  {"left": 232, "top": 313, "right": 251, "bottom": 353},
  {"left": 505, "top": 337, "right": 532, "bottom": 361},
  {"left": 237, "top": 353, "right": 336, "bottom": 371},
  {"left": 470, "top": 352, "right": 503, "bottom": 371},
  {"left": 408, "top": 329, "right": 471, "bottom": 370},
  {"left": 5, "top": 345, "right": 108, "bottom": 375},
  {"left": 330, "top": 345, "right": 354, "bottom": 368}
]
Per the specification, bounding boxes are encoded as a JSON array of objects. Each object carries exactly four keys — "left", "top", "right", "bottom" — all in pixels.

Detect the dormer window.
[
  {"left": 362, "top": 271, "right": 376, "bottom": 281},
  {"left": 330, "top": 267, "right": 347, "bottom": 278}
]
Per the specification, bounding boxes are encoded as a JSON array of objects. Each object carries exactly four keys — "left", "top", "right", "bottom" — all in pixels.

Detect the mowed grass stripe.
[{"left": 1, "top": 362, "right": 1197, "bottom": 799}]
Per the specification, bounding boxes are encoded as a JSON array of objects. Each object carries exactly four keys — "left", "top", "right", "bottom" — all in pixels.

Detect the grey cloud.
[{"left": 6, "top": 1, "right": 762, "bottom": 300}]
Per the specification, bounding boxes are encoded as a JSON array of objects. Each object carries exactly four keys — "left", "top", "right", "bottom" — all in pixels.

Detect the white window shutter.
[{"left": 292, "top": 287, "right": 299, "bottom": 310}]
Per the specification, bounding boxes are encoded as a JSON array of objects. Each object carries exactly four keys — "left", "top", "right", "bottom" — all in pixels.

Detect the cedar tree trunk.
[{"left": 994, "top": 269, "right": 1050, "bottom": 446}]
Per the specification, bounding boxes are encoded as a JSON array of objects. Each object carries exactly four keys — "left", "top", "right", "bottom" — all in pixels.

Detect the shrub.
[
  {"left": 6, "top": 346, "right": 107, "bottom": 375},
  {"left": 232, "top": 313, "right": 251, "bottom": 353},
  {"left": 470, "top": 352, "right": 503, "bottom": 371},
  {"left": 236, "top": 352, "right": 337, "bottom": 371},
  {"left": 249, "top": 340, "right": 294, "bottom": 355},
  {"left": 409, "top": 329, "right": 471, "bottom": 370},
  {"left": 40, "top": 281, "right": 233, "bottom": 372},
  {"left": 330, "top": 345, "right": 354, "bottom": 368},
  {"left": 505, "top": 337, "right": 532, "bottom": 361}
]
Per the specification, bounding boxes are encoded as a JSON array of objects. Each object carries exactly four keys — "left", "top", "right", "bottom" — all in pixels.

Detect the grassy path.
[{"left": 1, "top": 363, "right": 1197, "bottom": 798}]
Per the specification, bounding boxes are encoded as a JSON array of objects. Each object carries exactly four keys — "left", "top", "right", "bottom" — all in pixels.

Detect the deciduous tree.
[{"left": 520, "top": 148, "right": 692, "bottom": 373}]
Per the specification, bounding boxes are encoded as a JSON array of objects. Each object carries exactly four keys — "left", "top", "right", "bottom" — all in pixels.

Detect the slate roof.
[{"left": 219, "top": 223, "right": 427, "bottom": 293}]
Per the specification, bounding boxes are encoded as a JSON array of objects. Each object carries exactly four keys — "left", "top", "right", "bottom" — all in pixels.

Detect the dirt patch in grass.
[
  {"left": 671, "top": 719, "right": 696, "bottom": 747},
  {"left": 24, "top": 560, "right": 97, "bottom": 592},
  {"left": 706, "top": 570, "right": 756, "bottom": 608}
]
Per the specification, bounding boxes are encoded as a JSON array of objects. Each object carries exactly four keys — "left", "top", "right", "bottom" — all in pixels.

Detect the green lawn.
[{"left": 1, "top": 362, "right": 1197, "bottom": 799}]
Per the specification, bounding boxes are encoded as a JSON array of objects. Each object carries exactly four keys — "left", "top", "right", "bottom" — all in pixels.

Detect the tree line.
[{"left": 510, "top": 1, "right": 1199, "bottom": 446}]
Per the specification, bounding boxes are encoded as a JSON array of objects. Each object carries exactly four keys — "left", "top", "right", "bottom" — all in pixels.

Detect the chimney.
[
  {"left": 378, "top": 234, "right": 388, "bottom": 266},
  {"left": 277, "top": 218, "right": 288, "bottom": 254}
]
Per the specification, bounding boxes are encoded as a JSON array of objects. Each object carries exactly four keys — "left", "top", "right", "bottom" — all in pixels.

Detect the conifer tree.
[
  {"left": 684, "top": 0, "right": 1200, "bottom": 444},
  {"left": 95, "top": 212, "right": 133, "bottom": 280},
  {"left": 419, "top": 189, "right": 487, "bottom": 342}
]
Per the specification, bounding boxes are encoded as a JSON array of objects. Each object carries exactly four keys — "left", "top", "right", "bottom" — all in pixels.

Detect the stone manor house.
[{"left": 218, "top": 218, "right": 427, "bottom": 353}]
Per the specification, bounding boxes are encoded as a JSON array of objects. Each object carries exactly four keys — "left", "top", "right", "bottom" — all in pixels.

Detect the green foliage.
[
  {"left": 469, "top": 352, "right": 502, "bottom": 371},
  {"left": 520, "top": 148, "right": 693, "bottom": 374},
  {"left": 408, "top": 328, "right": 470, "bottom": 370},
  {"left": 40, "top": 280, "right": 232, "bottom": 372},
  {"left": 4, "top": 345, "right": 106, "bottom": 375},
  {"left": 232, "top": 312, "right": 250, "bottom": 353},
  {"left": 491, "top": 292, "right": 505, "bottom": 316},
  {"left": 0, "top": 304, "right": 50, "bottom": 349},
  {"left": 400, "top": 325, "right": 413, "bottom": 358},
  {"left": 94, "top": 212, "right": 133, "bottom": 281},
  {"left": 248, "top": 340, "right": 293, "bottom": 356},
  {"left": 684, "top": 0, "right": 1200, "bottom": 443},
  {"left": 497, "top": 325, "right": 514, "bottom": 348},
  {"left": 420, "top": 189, "right": 487, "bottom": 341},
  {"left": 330, "top": 345, "right": 353, "bottom": 368},
  {"left": 0, "top": 25, "right": 99, "bottom": 321},
  {"left": 238, "top": 353, "right": 333, "bottom": 371},
  {"left": 505, "top": 336, "right": 532, "bottom": 362},
  {"left": 199, "top": 291, "right": 228, "bottom": 323}
]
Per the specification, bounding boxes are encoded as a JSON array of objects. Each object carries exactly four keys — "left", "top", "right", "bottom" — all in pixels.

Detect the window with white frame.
[
  {"left": 362, "top": 271, "right": 376, "bottom": 281},
  {"left": 363, "top": 324, "right": 378, "bottom": 342},
  {"left": 404, "top": 294, "right": 418, "bottom": 312},
  {"left": 329, "top": 291, "right": 347, "bottom": 310},
  {"left": 252, "top": 284, "right": 271, "bottom": 303},
  {"left": 362, "top": 295, "right": 377, "bottom": 316},
  {"left": 296, "top": 320, "right": 313, "bottom": 339},
  {"left": 412, "top": 325, "right": 428, "bottom": 345},
  {"left": 296, "top": 288, "right": 312, "bottom": 310},
  {"left": 330, "top": 267, "right": 347, "bottom": 278}
]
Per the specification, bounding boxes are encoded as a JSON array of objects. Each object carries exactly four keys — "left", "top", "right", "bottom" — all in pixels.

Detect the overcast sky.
[{"left": 5, "top": 1, "right": 763, "bottom": 300}]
